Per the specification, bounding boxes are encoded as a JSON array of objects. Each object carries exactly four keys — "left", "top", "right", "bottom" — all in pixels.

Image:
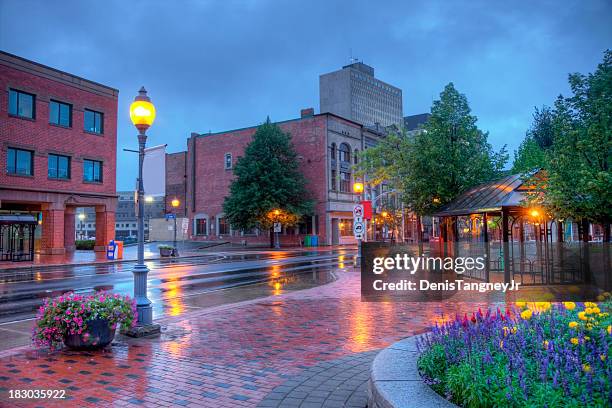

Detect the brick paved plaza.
[{"left": 0, "top": 268, "right": 487, "bottom": 407}]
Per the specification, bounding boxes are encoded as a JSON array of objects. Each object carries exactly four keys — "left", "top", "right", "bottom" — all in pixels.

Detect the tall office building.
[{"left": 319, "top": 62, "right": 403, "bottom": 127}]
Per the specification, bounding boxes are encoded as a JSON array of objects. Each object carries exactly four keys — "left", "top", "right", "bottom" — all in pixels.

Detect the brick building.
[
  {"left": 167, "top": 109, "right": 386, "bottom": 246},
  {"left": 0, "top": 51, "right": 118, "bottom": 256}
]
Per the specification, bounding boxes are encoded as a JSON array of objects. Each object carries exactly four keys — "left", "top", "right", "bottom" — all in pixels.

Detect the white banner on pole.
[{"left": 143, "top": 144, "right": 166, "bottom": 197}]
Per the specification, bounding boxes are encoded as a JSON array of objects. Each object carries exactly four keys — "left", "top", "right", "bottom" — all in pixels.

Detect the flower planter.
[
  {"left": 63, "top": 318, "right": 115, "bottom": 350},
  {"left": 159, "top": 247, "right": 173, "bottom": 257}
]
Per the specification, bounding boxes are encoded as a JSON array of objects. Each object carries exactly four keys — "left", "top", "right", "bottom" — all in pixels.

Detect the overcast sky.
[{"left": 1, "top": 0, "right": 611, "bottom": 190}]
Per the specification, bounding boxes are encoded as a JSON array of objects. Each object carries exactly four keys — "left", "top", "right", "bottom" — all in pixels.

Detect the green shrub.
[{"left": 75, "top": 240, "right": 95, "bottom": 250}]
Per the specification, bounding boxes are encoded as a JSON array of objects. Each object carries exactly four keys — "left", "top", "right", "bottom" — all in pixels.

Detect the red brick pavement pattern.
[{"left": 0, "top": 270, "right": 490, "bottom": 407}]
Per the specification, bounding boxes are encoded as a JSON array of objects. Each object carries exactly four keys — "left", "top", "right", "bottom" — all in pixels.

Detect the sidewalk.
[{"left": 0, "top": 268, "right": 489, "bottom": 407}]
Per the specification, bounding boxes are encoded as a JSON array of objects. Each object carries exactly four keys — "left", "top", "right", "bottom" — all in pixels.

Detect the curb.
[{"left": 367, "top": 335, "right": 457, "bottom": 408}]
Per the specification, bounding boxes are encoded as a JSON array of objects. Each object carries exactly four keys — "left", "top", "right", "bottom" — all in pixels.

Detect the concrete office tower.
[{"left": 319, "top": 62, "right": 403, "bottom": 127}]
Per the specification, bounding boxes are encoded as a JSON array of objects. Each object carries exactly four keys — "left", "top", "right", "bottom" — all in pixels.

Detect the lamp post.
[
  {"left": 353, "top": 182, "right": 364, "bottom": 264},
  {"left": 78, "top": 212, "right": 86, "bottom": 240},
  {"left": 128, "top": 87, "right": 159, "bottom": 332},
  {"left": 273, "top": 209, "right": 281, "bottom": 249},
  {"left": 171, "top": 198, "right": 180, "bottom": 256}
]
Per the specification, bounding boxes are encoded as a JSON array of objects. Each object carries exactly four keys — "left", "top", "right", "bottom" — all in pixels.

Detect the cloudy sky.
[{"left": 1, "top": 0, "right": 611, "bottom": 190}]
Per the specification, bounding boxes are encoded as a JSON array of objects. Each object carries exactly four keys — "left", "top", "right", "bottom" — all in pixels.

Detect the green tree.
[
  {"left": 512, "top": 106, "right": 553, "bottom": 173},
  {"left": 223, "top": 119, "right": 313, "bottom": 233},
  {"left": 543, "top": 50, "right": 612, "bottom": 223},
  {"left": 404, "top": 83, "right": 508, "bottom": 216}
]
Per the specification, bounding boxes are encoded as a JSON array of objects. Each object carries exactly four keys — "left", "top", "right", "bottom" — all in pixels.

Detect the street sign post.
[
  {"left": 353, "top": 204, "right": 364, "bottom": 219},
  {"left": 274, "top": 222, "right": 282, "bottom": 233},
  {"left": 353, "top": 220, "right": 365, "bottom": 239}
]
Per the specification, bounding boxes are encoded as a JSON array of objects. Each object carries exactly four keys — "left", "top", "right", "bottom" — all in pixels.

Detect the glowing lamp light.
[
  {"left": 129, "top": 87, "right": 156, "bottom": 129},
  {"left": 171, "top": 198, "right": 180, "bottom": 208},
  {"left": 530, "top": 209, "right": 540, "bottom": 218},
  {"left": 274, "top": 209, "right": 280, "bottom": 216},
  {"left": 145, "top": 196, "right": 154, "bottom": 203},
  {"left": 353, "top": 182, "right": 364, "bottom": 194},
  {"left": 381, "top": 211, "right": 388, "bottom": 218},
  {"left": 463, "top": 228, "right": 470, "bottom": 233},
  {"left": 78, "top": 213, "right": 86, "bottom": 221}
]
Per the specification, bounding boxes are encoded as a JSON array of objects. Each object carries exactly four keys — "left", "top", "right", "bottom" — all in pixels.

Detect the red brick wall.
[
  {"left": 165, "top": 151, "right": 187, "bottom": 216},
  {"left": 0, "top": 62, "right": 118, "bottom": 196},
  {"left": 185, "top": 115, "right": 329, "bottom": 242}
]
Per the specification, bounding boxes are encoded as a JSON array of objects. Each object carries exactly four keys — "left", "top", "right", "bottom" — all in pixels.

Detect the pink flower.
[{"left": 66, "top": 310, "right": 72, "bottom": 315}]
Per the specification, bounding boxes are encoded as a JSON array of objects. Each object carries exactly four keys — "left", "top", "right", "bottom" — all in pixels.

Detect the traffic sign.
[
  {"left": 165, "top": 213, "right": 176, "bottom": 220},
  {"left": 353, "top": 221, "right": 365, "bottom": 239},
  {"left": 273, "top": 222, "right": 282, "bottom": 233},
  {"left": 353, "top": 204, "right": 364, "bottom": 219}
]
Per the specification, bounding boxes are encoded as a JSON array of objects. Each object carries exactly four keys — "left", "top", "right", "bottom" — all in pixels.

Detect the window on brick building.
[
  {"left": 7, "top": 148, "right": 33, "bottom": 176},
  {"left": 224, "top": 153, "right": 232, "bottom": 170},
  {"left": 339, "top": 143, "right": 351, "bottom": 163},
  {"left": 8, "top": 89, "right": 35, "bottom": 119},
  {"left": 195, "top": 218, "right": 207, "bottom": 235},
  {"left": 84, "top": 109, "right": 103, "bottom": 134},
  {"left": 218, "top": 217, "right": 229, "bottom": 235},
  {"left": 340, "top": 171, "right": 351, "bottom": 193},
  {"left": 48, "top": 154, "right": 70, "bottom": 180},
  {"left": 83, "top": 159, "right": 102, "bottom": 182},
  {"left": 49, "top": 100, "right": 72, "bottom": 127},
  {"left": 330, "top": 169, "right": 337, "bottom": 191},
  {"left": 330, "top": 143, "right": 336, "bottom": 160}
]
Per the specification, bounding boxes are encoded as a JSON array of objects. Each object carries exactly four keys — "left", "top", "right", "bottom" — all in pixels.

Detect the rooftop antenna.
[{"left": 349, "top": 48, "right": 359, "bottom": 64}]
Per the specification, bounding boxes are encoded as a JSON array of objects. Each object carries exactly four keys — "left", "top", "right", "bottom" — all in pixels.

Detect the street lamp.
[
  {"left": 353, "top": 182, "right": 364, "bottom": 264},
  {"left": 171, "top": 198, "right": 180, "bottom": 256},
  {"left": 128, "top": 87, "right": 158, "bottom": 333},
  {"left": 78, "top": 212, "right": 86, "bottom": 240},
  {"left": 272, "top": 209, "right": 281, "bottom": 249}
]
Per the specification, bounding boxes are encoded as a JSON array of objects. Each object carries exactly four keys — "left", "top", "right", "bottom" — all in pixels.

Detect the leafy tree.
[
  {"left": 223, "top": 119, "right": 313, "bottom": 233},
  {"left": 542, "top": 51, "right": 612, "bottom": 223},
  {"left": 512, "top": 106, "right": 553, "bottom": 173},
  {"left": 404, "top": 83, "right": 508, "bottom": 216}
]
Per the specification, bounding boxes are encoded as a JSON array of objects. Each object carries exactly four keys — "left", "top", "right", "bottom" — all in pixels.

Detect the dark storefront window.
[
  {"left": 84, "top": 109, "right": 103, "bottom": 134},
  {"left": 8, "top": 89, "right": 35, "bottom": 119},
  {"left": 49, "top": 100, "right": 72, "bottom": 127},
  {"left": 7, "top": 148, "right": 33, "bottom": 176},
  {"left": 331, "top": 169, "right": 337, "bottom": 191},
  {"left": 83, "top": 159, "right": 102, "bottom": 182},
  {"left": 195, "top": 218, "right": 207, "bottom": 235},
  {"left": 218, "top": 217, "right": 229, "bottom": 235},
  {"left": 48, "top": 154, "right": 70, "bottom": 179},
  {"left": 340, "top": 171, "right": 351, "bottom": 193}
]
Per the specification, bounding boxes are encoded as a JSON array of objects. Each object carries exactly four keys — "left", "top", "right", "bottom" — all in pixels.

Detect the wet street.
[{"left": 0, "top": 248, "right": 354, "bottom": 350}]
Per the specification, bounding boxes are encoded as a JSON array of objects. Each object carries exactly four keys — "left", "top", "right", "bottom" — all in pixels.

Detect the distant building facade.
[
  {"left": 114, "top": 191, "right": 165, "bottom": 240},
  {"left": 403, "top": 113, "right": 430, "bottom": 136},
  {"left": 320, "top": 62, "right": 403, "bottom": 128},
  {"left": 0, "top": 51, "right": 118, "bottom": 255},
  {"left": 166, "top": 109, "right": 387, "bottom": 245}
]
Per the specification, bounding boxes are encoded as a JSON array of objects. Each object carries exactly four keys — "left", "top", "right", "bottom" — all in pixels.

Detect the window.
[
  {"left": 8, "top": 89, "right": 35, "bottom": 119},
  {"left": 331, "top": 169, "right": 337, "bottom": 191},
  {"left": 354, "top": 149, "right": 359, "bottom": 165},
  {"left": 330, "top": 143, "right": 336, "bottom": 160},
  {"left": 218, "top": 217, "right": 229, "bottom": 235},
  {"left": 339, "top": 219, "right": 353, "bottom": 237},
  {"left": 195, "top": 218, "right": 207, "bottom": 235},
  {"left": 339, "top": 143, "right": 351, "bottom": 163},
  {"left": 224, "top": 153, "right": 232, "bottom": 170},
  {"left": 49, "top": 100, "right": 72, "bottom": 127},
  {"left": 340, "top": 171, "right": 351, "bottom": 193},
  {"left": 83, "top": 159, "right": 102, "bottom": 182},
  {"left": 7, "top": 148, "right": 33, "bottom": 176},
  {"left": 84, "top": 109, "right": 103, "bottom": 134},
  {"left": 48, "top": 154, "right": 70, "bottom": 179}
]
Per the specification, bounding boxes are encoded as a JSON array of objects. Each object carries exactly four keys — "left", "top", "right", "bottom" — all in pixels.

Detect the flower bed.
[
  {"left": 417, "top": 295, "right": 612, "bottom": 407},
  {"left": 32, "top": 292, "right": 137, "bottom": 349}
]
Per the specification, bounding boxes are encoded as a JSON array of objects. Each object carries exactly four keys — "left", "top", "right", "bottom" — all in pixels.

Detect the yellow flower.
[
  {"left": 601, "top": 355, "right": 607, "bottom": 362},
  {"left": 585, "top": 307, "right": 593, "bottom": 315},
  {"left": 563, "top": 302, "right": 576, "bottom": 311},
  {"left": 515, "top": 301, "right": 526, "bottom": 308},
  {"left": 578, "top": 311, "right": 587, "bottom": 321},
  {"left": 582, "top": 364, "right": 591, "bottom": 373},
  {"left": 584, "top": 336, "right": 590, "bottom": 341},
  {"left": 592, "top": 307, "right": 600, "bottom": 314},
  {"left": 502, "top": 326, "right": 509, "bottom": 337},
  {"left": 511, "top": 327, "right": 517, "bottom": 334},
  {"left": 568, "top": 321, "right": 578, "bottom": 329},
  {"left": 542, "top": 340, "right": 549, "bottom": 350},
  {"left": 521, "top": 309, "right": 533, "bottom": 320},
  {"left": 499, "top": 340, "right": 504, "bottom": 349},
  {"left": 584, "top": 302, "right": 597, "bottom": 308},
  {"left": 535, "top": 302, "right": 551, "bottom": 311},
  {"left": 570, "top": 337, "right": 579, "bottom": 345},
  {"left": 586, "top": 323, "right": 593, "bottom": 331},
  {"left": 607, "top": 325, "right": 611, "bottom": 335}
]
